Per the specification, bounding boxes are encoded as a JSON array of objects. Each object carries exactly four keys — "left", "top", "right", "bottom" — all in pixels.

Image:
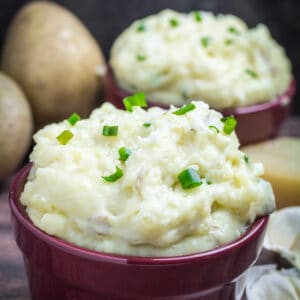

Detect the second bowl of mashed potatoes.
[{"left": 107, "top": 9, "right": 295, "bottom": 145}]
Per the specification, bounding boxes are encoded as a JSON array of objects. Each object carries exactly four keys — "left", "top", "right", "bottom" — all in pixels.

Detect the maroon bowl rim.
[
  {"left": 9, "top": 163, "right": 268, "bottom": 266},
  {"left": 107, "top": 67, "right": 296, "bottom": 114}
]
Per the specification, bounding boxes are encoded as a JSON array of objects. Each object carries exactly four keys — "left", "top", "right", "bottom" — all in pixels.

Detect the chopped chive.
[
  {"left": 118, "top": 147, "right": 132, "bottom": 162},
  {"left": 243, "top": 154, "right": 249, "bottom": 163},
  {"left": 225, "top": 39, "right": 233, "bottom": 45},
  {"left": 221, "top": 115, "right": 237, "bottom": 135},
  {"left": 228, "top": 26, "right": 240, "bottom": 35},
  {"left": 56, "top": 130, "right": 73, "bottom": 145},
  {"left": 209, "top": 125, "right": 220, "bottom": 133},
  {"left": 245, "top": 69, "right": 259, "bottom": 79},
  {"left": 102, "top": 125, "right": 118, "bottom": 136},
  {"left": 200, "top": 36, "right": 211, "bottom": 47},
  {"left": 136, "top": 55, "right": 147, "bottom": 61},
  {"left": 123, "top": 92, "right": 147, "bottom": 112},
  {"left": 137, "top": 23, "right": 146, "bottom": 32},
  {"left": 178, "top": 168, "right": 202, "bottom": 190},
  {"left": 143, "top": 123, "right": 151, "bottom": 127},
  {"left": 67, "top": 113, "right": 81, "bottom": 126},
  {"left": 169, "top": 18, "right": 179, "bottom": 27},
  {"left": 102, "top": 166, "right": 123, "bottom": 182},
  {"left": 193, "top": 11, "right": 202, "bottom": 22},
  {"left": 173, "top": 103, "right": 196, "bottom": 115}
]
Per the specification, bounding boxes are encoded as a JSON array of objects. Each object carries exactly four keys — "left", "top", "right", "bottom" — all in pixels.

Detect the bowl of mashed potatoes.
[
  {"left": 107, "top": 9, "right": 295, "bottom": 145},
  {"left": 10, "top": 99, "right": 274, "bottom": 299}
]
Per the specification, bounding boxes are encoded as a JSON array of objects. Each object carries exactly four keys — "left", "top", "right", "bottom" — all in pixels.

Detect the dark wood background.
[{"left": 0, "top": 0, "right": 299, "bottom": 115}]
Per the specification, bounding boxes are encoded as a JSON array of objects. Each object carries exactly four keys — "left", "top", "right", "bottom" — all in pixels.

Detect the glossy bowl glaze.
[
  {"left": 104, "top": 70, "right": 296, "bottom": 146},
  {"left": 10, "top": 164, "right": 268, "bottom": 300}
]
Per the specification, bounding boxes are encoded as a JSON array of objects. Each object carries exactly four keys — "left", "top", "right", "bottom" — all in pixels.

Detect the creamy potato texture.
[
  {"left": 21, "top": 101, "right": 274, "bottom": 256},
  {"left": 110, "top": 9, "right": 291, "bottom": 109}
]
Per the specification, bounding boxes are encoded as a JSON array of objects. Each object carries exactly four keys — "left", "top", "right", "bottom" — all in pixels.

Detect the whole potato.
[
  {"left": 0, "top": 72, "right": 33, "bottom": 182},
  {"left": 1, "top": 1, "right": 105, "bottom": 128}
]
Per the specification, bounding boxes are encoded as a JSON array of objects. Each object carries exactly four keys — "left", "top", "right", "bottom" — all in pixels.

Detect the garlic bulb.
[{"left": 264, "top": 207, "right": 300, "bottom": 270}]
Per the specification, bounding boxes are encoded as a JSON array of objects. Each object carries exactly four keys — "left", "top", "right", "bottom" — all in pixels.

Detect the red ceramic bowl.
[
  {"left": 104, "top": 70, "right": 296, "bottom": 146},
  {"left": 10, "top": 164, "right": 268, "bottom": 300}
]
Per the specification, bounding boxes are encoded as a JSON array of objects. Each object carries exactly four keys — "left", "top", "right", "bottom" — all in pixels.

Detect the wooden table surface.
[{"left": 0, "top": 117, "right": 299, "bottom": 300}]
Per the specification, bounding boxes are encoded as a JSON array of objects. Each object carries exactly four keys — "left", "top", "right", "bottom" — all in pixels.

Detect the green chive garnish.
[
  {"left": 123, "top": 92, "right": 147, "bottom": 112},
  {"left": 102, "top": 166, "right": 123, "bottom": 182},
  {"left": 209, "top": 125, "right": 219, "bottom": 133},
  {"left": 228, "top": 26, "right": 240, "bottom": 35},
  {"left": 200, "top": 36, "right": 211, "bottom": 47},
  {"left": 56, "top": 130, "right": 73, "bottom": 145},
  {"left": 137, "top": 23, "right": 146, "bottom": 32},
  {"left": 173, "top": 103, "right": 196, "bottom": 115},
  {"left": 243, "top": 154, "right": 249, "bottom": 163},
  {"left": 137, "top": 55, "right": 147, "bottom": 61},
  {"left": 68, "top": 113, "right": 80, "bottom": 126},
  {"left": 225, "top": 39, "right": 233, "bottom": 45},
  {"left": 221, "top": 115, "right": 237, "bottom": 135},
  {"left": 245, "top": 69, "right": 259, "bottom": 79},
  {"left": 143, "top": 123, "right": 151, "bottom": 127},
  {"left": 193, "top": 11, "right": 202, "bottom": 22},
  {"left": 178, "top": 168, "right": 202, "bottom": 190},
  {"left": 169, "top": 18, "right": 179, "bottom": 27},
  {"left": 102, "top": 125, "right": 118, "bottom": 136},
  {"left": 118, "top": 147, "right": 132, "bottom": 162}
]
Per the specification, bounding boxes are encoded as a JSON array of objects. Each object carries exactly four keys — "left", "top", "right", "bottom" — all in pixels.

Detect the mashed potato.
[
  {"left": 21, "top": 101, "right": 274, "bottom": 256},
  {"left": 110, "top": 9, "right": 291, "bottom": 109}
]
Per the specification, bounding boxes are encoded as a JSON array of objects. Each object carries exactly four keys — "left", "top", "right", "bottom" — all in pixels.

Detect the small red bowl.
[
  {"left": 9, "top": 164, "right": 268, "bottom": 300},
  {"left": 104, "top": 70, "right": 296, "bottom": 146}
]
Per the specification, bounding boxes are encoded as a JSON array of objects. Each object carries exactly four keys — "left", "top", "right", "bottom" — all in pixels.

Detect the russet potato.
[
  {"left": 0, "top": 72, "right": 33, "bottom": 181},
  {"left": 1, "top": 1, "right": 105, "bottom": 128}
]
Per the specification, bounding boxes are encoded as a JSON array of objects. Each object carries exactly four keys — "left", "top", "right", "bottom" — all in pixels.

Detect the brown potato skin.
[
  {"left": 1, "top": 1, "right": 105, "bottom": 129},
  {"left": 0, "top": 72, "right": 33, "bottom": 182}
]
